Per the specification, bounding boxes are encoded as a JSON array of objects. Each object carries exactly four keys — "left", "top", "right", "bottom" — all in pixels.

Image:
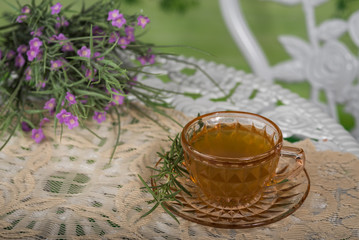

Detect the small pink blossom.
[
  {"left": 6, "top": 50, "right": 15, "bottom": 59},
  {"left": 56, "top": 109, "right": 71, "bottom": 124},
  {"left": 92, "top": 26, "right": 104, "bottom": 36},
  {"left": 15, "top": 54, "right": 25, "bottom": 68},
  {"left": 61, "top": 43, "right": 73, "bottom": 52},
  {"left": 93, "top": 52, "right": 104, "bottom": 61},
  {"left": 32, "top": 128, "right": 45, "bottom": 143},
  {"left": 21, "top": 121, "right": 32, "bottom": 132},
  {"left": 39, "top": 117, "right": 50, "bottom": 127},
  {"left": 37, "top": 81, "right": 46, "bottom": 88},
  {"left": 55, "top": 16, "right": 69, "bottom": 29},
  {"left": 16, "top": 15, "right": 27, "bottom": 23},
  {"left": 36, "top": 49, "right": 43, "bottom": 60},
  {"left": 85, "top": 68, "right": 97, "bottom": 81},
  {"left": 111, "top": 89, "right": 125, "bottom": 105},
  {"left": 137, "top": 15, "right": 150, "bottom": 28},
  {"left": 108, "top": 9, "right": 121, "bottom": 21},
  {"left": 111, "top": 15, "right": 126, "bottom": 29},
  {"left": 118, "top": 37, "right": 130, "bottom": 49},
  {"left": 26, "top": 48, "right": 39, "bottom": 61},
  {"left": 21, "top": 6, "right": 30, "bottom": 14},
  {"left": 137, "top": 49, "right": 156, "bottom": 65},
  {"left": 48, "top": 35, "right": 57, "bottom": 42},
  {"left": 56, "top": 33, "right": 67, "bottom": 45},
  {"left": 93, "top": 111, "right": 106, "bottom": 123},
  {"left": 77, "top": 46, "right": 91, "bottom": 58},
  {"left": 31, "top": 27, "right": 44, "bottom": 37},
  {"left": 125, "top": 26, "right": 135, "bottom": 42},
  {"left": 147, "top": 54, "right": 156, "bottom": 64},
  {"left": 65, "top": 115, "right": 79, "bottom": 129},
  {"left": 44, "top": 98, "right": 56, "bottom": 114},
  {"left": 51, "top": 2, "right": 62, "bottom": 15},
  {"left": 25, "top": 67, "right": 32, "bottom": 80},
  {"left": 29, "top": 38, "right": 42, "bottom": 50},
  {"left": 50, "top": 60, "right": 63, "bottom": 70},
  {"left": 109, "top": 32, "right": 119, "bottom": 44},
  {"left": 65, "top": 92, "right": 77, "bottom": 105},
  {"left": 17, "top": 45, "right": 28, "bottom": 54}
]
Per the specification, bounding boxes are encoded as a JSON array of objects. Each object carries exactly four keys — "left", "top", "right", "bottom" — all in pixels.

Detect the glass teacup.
[{"left": 181, "top": 111, "right": 305, "bottom": 208}]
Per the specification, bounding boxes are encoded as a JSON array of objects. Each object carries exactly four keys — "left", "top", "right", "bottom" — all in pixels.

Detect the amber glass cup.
[{"left": 181, "top": 111, "right": 305, "bottom": 208}]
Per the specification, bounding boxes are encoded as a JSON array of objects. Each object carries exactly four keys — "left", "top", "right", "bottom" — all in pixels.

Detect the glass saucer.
[{"left": 151, "top": 163, "right": 310, "bottom": 229}]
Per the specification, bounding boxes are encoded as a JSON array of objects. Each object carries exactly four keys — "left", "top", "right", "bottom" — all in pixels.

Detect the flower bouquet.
[{"left": 0, "top": 0, "right": 173, "bottom": 158}]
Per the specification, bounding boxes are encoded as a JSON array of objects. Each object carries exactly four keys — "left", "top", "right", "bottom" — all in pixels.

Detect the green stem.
[
  {"left": 0, "top": 23, "right": 18, "bottom": 31},
  {"left": 109, "top": 107, "right": 121, "bottom": 163}
]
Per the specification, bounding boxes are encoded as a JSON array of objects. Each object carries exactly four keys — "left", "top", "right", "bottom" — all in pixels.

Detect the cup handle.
[{"left": 270, "top": 146, "right": 305, "bottom": 184}]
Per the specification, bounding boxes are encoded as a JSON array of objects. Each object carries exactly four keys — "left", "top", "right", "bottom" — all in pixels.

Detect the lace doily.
[{"left": 1, "top": 105, "right": 358, "bottom": 239}]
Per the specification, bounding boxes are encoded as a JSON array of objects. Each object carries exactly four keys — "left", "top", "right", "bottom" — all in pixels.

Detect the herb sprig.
[{"left": 138, "top": 133, "right": 190, "bottom": 223}]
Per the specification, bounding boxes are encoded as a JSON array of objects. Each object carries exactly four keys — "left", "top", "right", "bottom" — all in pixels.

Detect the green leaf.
[{"left": 73, "top": 89, "right": 112, "bottom": 102}]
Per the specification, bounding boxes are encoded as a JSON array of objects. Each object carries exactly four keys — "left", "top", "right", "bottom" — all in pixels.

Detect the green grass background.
[{"left": 1, "top": 0, "right": 358, "bottom": 130}]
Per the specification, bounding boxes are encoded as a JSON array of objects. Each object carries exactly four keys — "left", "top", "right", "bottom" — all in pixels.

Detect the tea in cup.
[{"left": 181, "top": 111, "right": 305, "bottom": 208}]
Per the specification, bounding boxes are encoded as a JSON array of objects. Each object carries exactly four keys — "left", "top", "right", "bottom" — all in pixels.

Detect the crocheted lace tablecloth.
[
  {"left": 1, "top": 56, "right": 359, "bottom": 239},
  {"left": 0, "top": 105, "right": 358, "bottom": 240}
]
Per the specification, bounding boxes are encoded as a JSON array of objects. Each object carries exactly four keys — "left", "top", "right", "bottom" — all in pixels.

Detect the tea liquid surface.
[{"left": 190, "top": 123, "right": 274, "bottom": 158}]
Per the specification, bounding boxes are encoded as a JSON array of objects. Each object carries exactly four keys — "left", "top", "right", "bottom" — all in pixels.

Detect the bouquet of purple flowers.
[{"left": 0, "top": 0, "right": 172, "bottom": 159}]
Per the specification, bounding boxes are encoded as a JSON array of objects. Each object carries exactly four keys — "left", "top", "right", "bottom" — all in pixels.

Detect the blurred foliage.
[
  {"left": 124, "top": 0, "right": 199, "bottom": 13},
  {"left": 334, "top": 0, "right": 359, "bottom": 18}
]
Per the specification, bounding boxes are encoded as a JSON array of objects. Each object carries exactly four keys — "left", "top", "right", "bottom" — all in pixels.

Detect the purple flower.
[
  {"left": 77, "top": 46, "right": 91, "bottom": 58},
  {"left": 107, "top": 9, "right": 121, "bottom": 21},
  {"left": 147, "top": 54, "right": 156, "bottom": 64},
  {"left": 137, "top": 15, "right": 150, "bottom": 28},
  {"left": 21, "top": 6, "right": 31, "bottom": 14},
  {"left": 137, "top": 56, "right": 147, "bottom": 65},
  {"left": 25, "top": 67, "right": 32, "bottom": 80},
  {"left": 118, "top": 37, "right": 130, "bottom": 49},
  {"left": 92, "top": 26, "right": 104, "bottom": 36},
  {"left": 93, "top": 111, "right": 106, "bottom": 123},
  {"left": 111, "top": 15, "right": 126, "bottom": 29},
  {"left": 85, "top": 68, "right": 97, "bottom": 81},
  {"left": 61, "top": 43, "right": 73, "bottom": 52},
  {"left": 17, "top": 45, "right": 28, "bottom": 54},
  {"left": 39, "top": 117, "right": 50, "bottom": 127},
  {"left": 29, "top": 38, "right": 42, "bottom": 50},
  {"left": 51, "top": 2, "right": 62, "bottom": 15},
  {"left": 138, "top": 50, "right": 156, "bottom": 65},
  {"left": 109, "top": 32, "right": 119, "bottom": 44},
  {"left": 65, "top": 92, "right": 77, "bottom": 105},
  {"left": 48, "top": 35, "right": 57, "bottom": 42},
  {"left": 56, "top": 33, "right": 67, "bottom": 45},
  {"left": 6, "top": 50, "right": 15, "bottom": 59},
  {"left": 15, "top": 54, "right": 25, "bottom": 68},
  {"left": 44, "top": 98, "right": 56, "bottom": 114},
  {"left": 36, "top": 49, "right": 43, "bottom": 60},
  {"left": 21, "top": 121, "right": 32, "bottom": 132},
  {"left": 65, "top": 115, "right": 79, "bottom": 129},
  {"left": 26, "top": 48, "right": 39, "bottom": 61},
  {"left": 37, "top": 81, "right": 46, "bottom": 88},
  {"left": 125, "top": 26, "right": 135, "bottom": 42},
  {"left": 32, "top": 128, "right": 45, "bottom": 143},
  {"left": 50, "top": 60, "right": 63, "bottom": 70},
  {"left": 56, "top": 109, "right": 72, "bottom": 124},
  {"left": 93, "top": 52, "right": 104, "bottom": 61},
  {"left": 16, "top": 15, "right": 27, "bottom": 23},
  {"left": 111, "top": 89, "right": 125, "bottom": 105},
  {"left": 55, "top": 16, "right": 69, "bottom": 29},
  {"left": 30, "top": 27, "right": 44, "bottom": 37}
]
